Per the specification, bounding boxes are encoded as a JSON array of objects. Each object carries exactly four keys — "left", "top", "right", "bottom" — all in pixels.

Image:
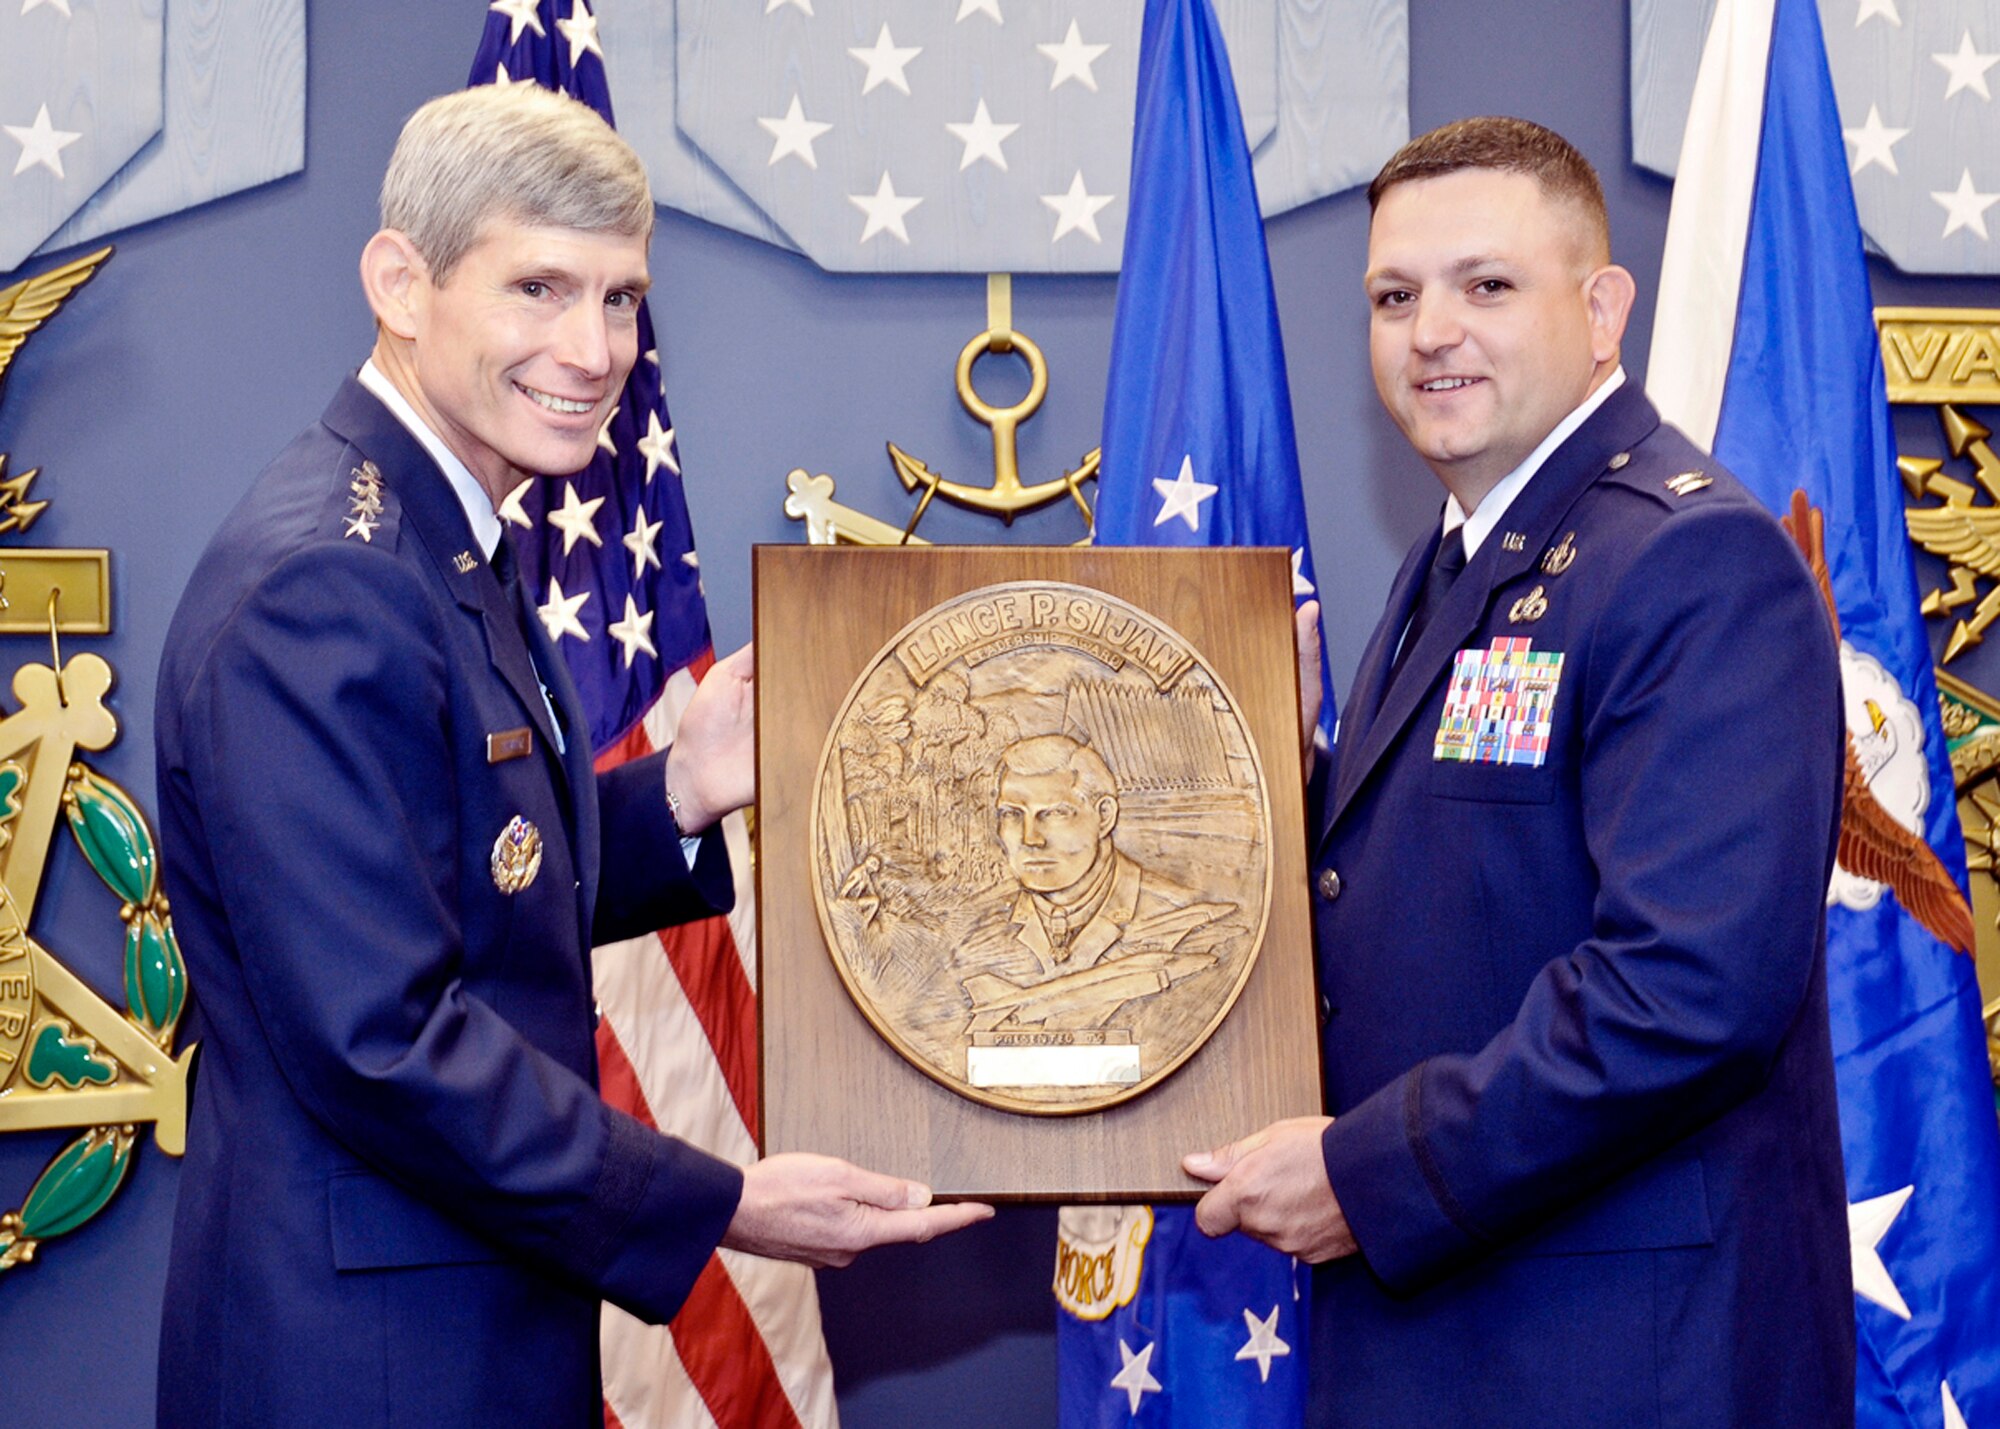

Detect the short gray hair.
[{"left": 379, "top": 85, "right": 653, "bottom": 285}]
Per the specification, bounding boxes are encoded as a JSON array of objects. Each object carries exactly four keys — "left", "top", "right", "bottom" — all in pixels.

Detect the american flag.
[{"left": 466, "top": 5, "right": 838, "bottom": 1426}]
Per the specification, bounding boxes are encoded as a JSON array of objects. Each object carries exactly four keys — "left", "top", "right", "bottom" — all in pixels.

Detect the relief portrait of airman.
[{"left": 812, "top": 583, "right": 1273, "bottom": 1110}]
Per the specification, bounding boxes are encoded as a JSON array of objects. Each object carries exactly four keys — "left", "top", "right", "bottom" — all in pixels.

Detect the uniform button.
[
  {"left": 1317, "top": 867, "right": 1342, "bottom": 902},
  {"left": 1607, "top": 451, "right": 1631, "bottom": 471},
  {"left": 1317, "top": 994, "right": 1332, "bottom": 1027}
]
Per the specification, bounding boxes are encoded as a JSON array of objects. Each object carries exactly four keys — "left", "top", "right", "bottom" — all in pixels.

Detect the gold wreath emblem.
[{"left": 490, "top": 816, "right": 542, "bottom": 895}]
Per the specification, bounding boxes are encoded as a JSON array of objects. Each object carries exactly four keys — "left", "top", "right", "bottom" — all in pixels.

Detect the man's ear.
[
  {"left": 1583, "top": 263, "right": 1638, "bottom": 366},
  {"left": 359, "top": 229, "right": 427, "bottom": 341},
  {"left": 1096, "top": 795, "right": 1119, "bottom": 837}
]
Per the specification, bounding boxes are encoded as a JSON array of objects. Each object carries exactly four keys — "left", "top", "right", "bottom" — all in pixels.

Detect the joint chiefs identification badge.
[{"left": 491, "top": 815, "right": 542, "bottom": 894}]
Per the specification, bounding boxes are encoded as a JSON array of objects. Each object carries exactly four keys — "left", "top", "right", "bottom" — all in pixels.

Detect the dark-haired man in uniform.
[{"left": 1186, "top": 117, "right": 1854, "bottom": 1426}]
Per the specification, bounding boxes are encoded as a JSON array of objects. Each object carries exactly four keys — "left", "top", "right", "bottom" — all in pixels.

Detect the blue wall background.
[{"left": 2, "top": 2, "right": 1993, "bottom": 1424}]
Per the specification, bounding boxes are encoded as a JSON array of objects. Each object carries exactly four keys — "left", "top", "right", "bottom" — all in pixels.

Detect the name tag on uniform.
[
  {"left": 1434, "top": 637, "right": 1563, "bottom": 768},
  {"left": 487, "top": 727, "right": 534, "bottom": 764}
]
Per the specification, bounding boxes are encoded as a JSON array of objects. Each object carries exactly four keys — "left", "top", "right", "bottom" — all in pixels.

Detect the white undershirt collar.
[
  {"left": 1444, "top": 366, "right": 1626, "bottom": 560},
  {"left": 358, "top": 360, "right": 505, "bottom": 561},
  {"left": 357, "top": 360, "right": 570, "bottom": 757}
]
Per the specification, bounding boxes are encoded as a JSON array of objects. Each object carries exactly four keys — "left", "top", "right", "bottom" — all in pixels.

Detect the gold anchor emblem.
[
  {"left": 887, "top": 324, "right": 1098, "bottom": 538},
  {"left": 784, "top": 277, "right": 1098, "bottom": 547},
  {"left": 1509, "top": 585, "right": 1550, "bottom": 624},
  {"left": 1541, "top": 531, "right": 1577, "bottom": 576}
]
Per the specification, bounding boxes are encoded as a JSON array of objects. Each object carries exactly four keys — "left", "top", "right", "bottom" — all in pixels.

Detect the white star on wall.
[
  {"left": 1848, "top": 1183, "right": 1915, "bottom": 1320},
  {"left": 498, "top": 478, "right": 535, "bottom": 530},
  {"left": 945, "top": 100, "right": 1018, "bottom": 172},
  {"left": 556, "top": 3, "right": 604, "bottom": 67},
  {"left": 1153, "top": 454, "right": 1218, "bottom": 531},
  {"left": 956, "top": 0, "right": 1003, "bottom": 23},
  {"left": 5, "top": 104, "right": 81, "bottom": 179},
  {"left": 1843, "top": 105, "right": 1909, "bottom": 175},
  {"left": 21, "top": 0, "right": 74, "bottom": 16},
  {"left": 596, "top": 405, "right": 620, "bottom": 456},
  {"left": 636, "top": 410, "right": 679, "bottom": 482},
  {"left": 1934, "top": 170, "right": 2000, "bottom": 239},
  {"left": 1109, "top": 1339, "right": 1162, "bottom": 1415},
  {"left": 849, "top": 172, "right": 922, "bottom": 244},
  {"left": 1855, "top": 0, "right": 1900, "bottom": 26},
  {"left": 1291, "top": 548, "right": 1315, "bottom": 597},
  {"left": 1038, "top": 19, "right": 1109, "bottom": 91},
  {"left": 546, "top": 481, "right": 607, "bottom": 554},
  {"left": 539, "top": 577, "right": 591, "bottom": 643},
  {"left": 1042, "top": 171, "right": 1115, "bottom": 243},
  {"left": 488, "top": 0, "right": 543, "bottom": 44},
  {"left": 1235, "top": 1305, "right": 1292, "bottom": 1384},
  {"left": 766, "top": 0, "right": 813, "bottom": 13},
  {"left": 1934, "top": 31, "right": 2000, "bottom": 101},
  {"left": 759, "top": 94, "right": 833, "bottom": 169},
  {"left": 607, "top": 594, "right": 658, "bottom": 667},
  {"left": 623, "top": 512, "right": 664, "bottom": 579},
  {"left": 849, "top": 25, "right": 921, "bottom": 97}
]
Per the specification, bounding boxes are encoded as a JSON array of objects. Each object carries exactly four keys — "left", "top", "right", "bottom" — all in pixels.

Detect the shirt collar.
[
  {"left": 357, "top": 359, "right": 505, "bottom": 560},
  {"left": 1444, "top": 366, "right": 1626, "bottom": 560}
]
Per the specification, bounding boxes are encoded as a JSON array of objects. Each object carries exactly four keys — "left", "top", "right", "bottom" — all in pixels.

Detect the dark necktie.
[
  {"left": 489, "top": 533, "right": 524, "bottom": 609},
  {"left": 1388, "top": 525, "right": 1467, "bottom": 686},
  {"left": 490, "top": 536, "right": 568, "bottom": 752}
]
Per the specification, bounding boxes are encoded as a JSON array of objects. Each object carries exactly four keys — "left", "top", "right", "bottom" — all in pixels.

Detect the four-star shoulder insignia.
[{"left": 344, "top": 461, "right": 385, "bottom": 542}]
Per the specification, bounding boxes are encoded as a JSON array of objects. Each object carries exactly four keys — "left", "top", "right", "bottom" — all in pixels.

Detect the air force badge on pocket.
[
  {"left": 1434, "top": 637, "right": 1564, "bottom": 768},
  {"left": 491, "top": 815, "right": 542, "bottom": 894}
]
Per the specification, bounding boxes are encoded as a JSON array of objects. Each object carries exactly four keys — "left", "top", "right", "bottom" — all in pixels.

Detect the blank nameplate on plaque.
[{"left": 967, "top": 1032, "right": 1143, "bottom": 1089}]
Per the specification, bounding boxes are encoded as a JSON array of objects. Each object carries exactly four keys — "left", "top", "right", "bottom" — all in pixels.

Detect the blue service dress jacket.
[
  {"left": 154, "top": 378, "right": 745, "bottom": 1428},
  {"left": 1309, "top": 382, "right": 1856, "bottom": 1427}
]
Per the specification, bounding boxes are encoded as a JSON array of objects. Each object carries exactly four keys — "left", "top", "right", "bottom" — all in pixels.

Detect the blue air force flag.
[
  {"left": 1650, "top": 1, "right": 2000, "bottom": 1425},
  {"left": 1059, "top": 0, "right": 1322, "bottom": 1424}
]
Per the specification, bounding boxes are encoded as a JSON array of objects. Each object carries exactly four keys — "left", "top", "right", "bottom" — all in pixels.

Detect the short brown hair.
[{"left": 1368, "top": 117, "right": 1609, "bottom": 260}]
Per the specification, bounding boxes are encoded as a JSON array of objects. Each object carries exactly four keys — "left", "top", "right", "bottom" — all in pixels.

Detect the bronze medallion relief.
[{"left": 809, "top": 580, "right": 1274, "bottom": 1114}]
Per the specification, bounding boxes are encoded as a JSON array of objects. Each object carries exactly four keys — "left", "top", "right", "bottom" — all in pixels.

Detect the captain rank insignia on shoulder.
[{"left": 1665, "top": 470, "right": 1713, "bottom": 497}]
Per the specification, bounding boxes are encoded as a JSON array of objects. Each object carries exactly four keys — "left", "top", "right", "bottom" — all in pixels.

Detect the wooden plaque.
[{"left": 754, "top": 546, "right": 1322, "bottom": 1199}]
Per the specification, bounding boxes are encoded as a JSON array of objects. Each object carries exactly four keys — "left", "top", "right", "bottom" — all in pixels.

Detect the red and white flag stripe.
[{"left": 595, "top": 659, "right": 838, "bottom": 1429}]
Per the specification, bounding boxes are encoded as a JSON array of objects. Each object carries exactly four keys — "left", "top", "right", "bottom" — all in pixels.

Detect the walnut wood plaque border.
[{"left": 754, "top": 546, "right": 1322, "bottom": 1200}]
